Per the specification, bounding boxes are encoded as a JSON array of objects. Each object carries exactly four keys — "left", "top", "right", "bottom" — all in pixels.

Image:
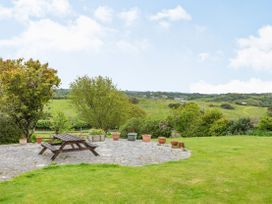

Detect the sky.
[{"left": 1, "top": 0, "right": 272, "bottom": 93}]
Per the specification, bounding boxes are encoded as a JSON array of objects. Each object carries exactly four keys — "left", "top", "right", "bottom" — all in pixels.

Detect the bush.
[
  {"left": 209, "top": 118, "right": 231, "bottom": 136},
  {"left": 50, "top": 112, "right": 71, "bottom": 134},
  {"left": 141, "top": 119, "right": 172, "bottom": 138},
  {"left": 119, "top": 118, "right": 143, "bottom": 138},
  {"left": 36, "top": 119, "right": 52, "bottom": 130},
  {"left": 198, "top": 109, "right": 224, "bottom": 136},
  {"left": 0, "top": 114, "right": 22, "bottom": 144},
  {"left": 228, "top": 118, "right": 253, "bottom": 135},
  {"left": 258, "top": 116, "right": 272, "bottom": 131},
  {"left": 71, "top": 118, "right": 91, "bottom": 130},
  {"left": 129, "top": 97, "right": 139, "bottom": 104},
  {"left": 220, "top": 103, "right": 235, "bottom": 110},
  {"left": 89, "top": 129, "right": 105, "bottom": 135},
  {"left": 168, "top": 103, "right": 181, "bottom": 109}
]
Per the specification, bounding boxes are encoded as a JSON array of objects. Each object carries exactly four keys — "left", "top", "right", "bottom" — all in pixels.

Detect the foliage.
[
  {"left": 258, "top": 116, "right": 272, "bottom": 131},
  {"left": 141, "top": 119, "right": 172, "bottom": 138},
  {"left": 198, "top": 109, "right": 224, "bottom": 136},
  {"left": 228, "top": 118, "right": 253, "bottom": 135},
  {"left": 169, "top": 102, "right": 202, "bottom": 137},
  {"left": 168, "top": 103, "right": 181, "bottom": 109},
  {"left": 129, "top": 97, "right": 139, "bottom": 104},
  {"left": 0, "top": 113, "right": 22, "bottom": 144},
  {"left": 50, "top": 112, "right": 71, "bottom": 134},
  {"left": 70, "top": 118, "right": 90, "bottom": 130},
  {"left": 119, "top": 117, "right": 143, "bottom": 138},
  {"left": 0, "top": 58, "right": 60, "bottom": 141},
  {"left": 89, "top": 129, "right": 105, "bottom": 135},
  {"left": 70, "top": 76, "right": 145, "bottom": 130},
  {"left": 209, "top": 118, "right": 231, "bottom": 136},
  {"left": 220, "top": 103, "right": 235, "bottom": 110},
  {"left": 36, "top": 120, "right": 52, "bottom": 130}
]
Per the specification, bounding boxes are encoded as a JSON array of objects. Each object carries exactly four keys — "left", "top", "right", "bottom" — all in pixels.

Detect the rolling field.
[
  {"left": 45, "top": 99, "right": 267, "bottom": 121},
  {"left": 1, "top": 136, "right": 272, "bottom": 203}
]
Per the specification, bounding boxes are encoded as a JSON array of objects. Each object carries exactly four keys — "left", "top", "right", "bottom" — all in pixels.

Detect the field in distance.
[{"left": 45, "top": 99, "right": 267, "bottom": 121}]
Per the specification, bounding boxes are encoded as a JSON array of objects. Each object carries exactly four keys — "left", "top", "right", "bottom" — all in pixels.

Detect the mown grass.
[{"left": 1, "top": 136, "right": 272, "bottom": 203}]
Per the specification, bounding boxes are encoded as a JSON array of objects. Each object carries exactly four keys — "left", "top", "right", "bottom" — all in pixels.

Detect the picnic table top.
[{"left": 53, "top": 134, "right": 85, "bottom": 142}]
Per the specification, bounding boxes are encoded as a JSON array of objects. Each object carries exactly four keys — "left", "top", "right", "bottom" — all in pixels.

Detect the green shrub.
[
  {"left": 119, "top": 118, "right": 143, "bottom": 138},
  {"left": 141, "top": 119, "right": 172, "bottom": 138},
  {"left": 169, "top": 102, "right": 202, "bottom": 134},
  {"left": 199, "top": 109, "right": 224, "bottom": 136},
  {"left": 50, "top": 112, "right": 71, "bottom": 134},
  {"left": 228, "top": 118, "right": 253, "bottom": 135},
  {"left": 36, "top": 119, "right": 52, "bottom": 130},
  {"left": 89, "top": 129, "right": 105, "bottom": 135},
  {"left": 0, "top": 114, "right": 22, "bottom": 144},
  {"left": 71, "top": 118, "right": 90, "bottom": 130},
  {"left": 209, "top": 118, "right": 231, "bottom": 136},
  {"left": 258, "top": 116, "right": 272, "bottom": 131},
  {"left": 220, "top": 103, "right": 235, "bottom": 110}
]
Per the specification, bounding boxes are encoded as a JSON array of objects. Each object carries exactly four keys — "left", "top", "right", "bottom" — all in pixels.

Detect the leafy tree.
[
  {"left": 209, "top": 118, "right": 231, "bottom": 136},
  {"left": 50, "top": 112, "right": 71, "bottom": 134},
  {"left": 70, "top": 76, "right": 145, "bottom": 131},
  {"left": 169, "top": 102, "right": 202, "bottom": 137},
  {"left": 0, "top": 58, "right": 60, "bottom": 141}
]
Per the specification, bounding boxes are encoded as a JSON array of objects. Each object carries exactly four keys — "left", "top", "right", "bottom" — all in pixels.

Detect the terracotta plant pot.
[
  {"left": 178, "top": 142, "right": 185, "bottom": 149},
  {"left": 142, "top": 134, "right": 151, "bottom": 142},
  {"left": 19, "top": 138, "right": 27, "bottom": 145},
  {"left": 171, "top": 141, "right": 179, "bottom": 148},
  {"left": 36, "top": 137, "right": 43, "bottom": 144},
  {"left": 158, "top": 137, "right": 166, "bottom": 144},
  {"left": 112, "top": 132, "right": 120, "bottom": 141}
]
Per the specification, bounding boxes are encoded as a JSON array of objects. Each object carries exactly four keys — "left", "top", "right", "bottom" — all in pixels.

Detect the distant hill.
[{"left": 53, "top": 89, "right": 272, "bottom": 107}]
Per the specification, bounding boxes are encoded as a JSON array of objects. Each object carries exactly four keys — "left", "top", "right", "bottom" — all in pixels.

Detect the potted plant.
[
  {"left": 36, "top": 136, "right": 43, "bottom": 144},
  {"left": 112, "top": 132, "right": 120, "bottom": 141},
  {"left": 127, "top": 132, "right": 137, "bottom": 141},
  {"left": 171, "top": 140, "right": 179, "bottom": 148},
  {"left": 142, "top": 134, "right": 151, "bottom": 142},
  {"left": 158, "top": 137, "right": 166, "bottom": 144},
  {"left": 19, "top": 136, "right": 27, "bottom": 145},
  {"left": 178, "top": 142, "right": 185, "bottom": 149},
  {"left": 89, "top": 129, "right": 106, "bottom": 142}
]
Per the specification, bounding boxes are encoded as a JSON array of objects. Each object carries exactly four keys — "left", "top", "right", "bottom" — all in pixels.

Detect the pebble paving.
[{"left": 0, "top": 139, "right": 191, "bottom": 181}]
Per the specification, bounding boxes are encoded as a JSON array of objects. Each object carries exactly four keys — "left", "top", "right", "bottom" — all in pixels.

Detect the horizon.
[{"left": 1, "top": 0, "right": 272, "bottom": 93}]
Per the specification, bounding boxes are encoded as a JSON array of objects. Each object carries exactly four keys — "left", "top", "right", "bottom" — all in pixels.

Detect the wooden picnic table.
[{"left": 39, "top": 134, "right": 99, "bottom": 160}]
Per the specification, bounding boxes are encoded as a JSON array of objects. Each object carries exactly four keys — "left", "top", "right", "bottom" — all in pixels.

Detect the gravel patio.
[{"left": 0, "top": 139, "right": 191, "bottom": 181}]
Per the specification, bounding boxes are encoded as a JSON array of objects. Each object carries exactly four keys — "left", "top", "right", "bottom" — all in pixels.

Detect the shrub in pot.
[{"left": 89, "top": 129, "right": 106, "bottom": 142}]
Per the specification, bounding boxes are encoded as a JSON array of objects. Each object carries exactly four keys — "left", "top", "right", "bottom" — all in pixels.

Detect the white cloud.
[
  {"left": 118, "top": 8, "right": 139, "bottom": 26},
  {"left": 198, "top": 52, "right": 210, "bottom": 61},
  {"left": 0, "top": 0, "right": 71, "bottom": 22},
  {"left": 150, "top": 5, "right": 191, "bottom": 28},
  {"left": 230, "top": 25, "right": 272, "bottom": 71},
  {"left": 0, "top": 15, "right": 104, "bottom": 56},
  {"left": 115, "top": 39, "right": 149, "bottom": 53},
  {"left": 94, "top": 6, "right": 113, "bottom": 23},
  {"left": 190, "top": 78, "right": 272, "bottom": 94}
]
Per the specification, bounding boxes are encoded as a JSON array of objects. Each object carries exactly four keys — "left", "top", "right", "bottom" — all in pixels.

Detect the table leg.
[
  {"left": 82, "top": 142, "right": 99, "bottom": 156},
  {"left": 51, "top": 142, "right": 66, "bottom": 160},
  {"left": 39, "top": 147, "right": 47, "bottom": 155}
]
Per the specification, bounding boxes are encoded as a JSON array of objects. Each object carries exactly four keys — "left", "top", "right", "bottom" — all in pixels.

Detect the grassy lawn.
[{"left": 1, "top": 136, "right": 272, "bottom": 203}]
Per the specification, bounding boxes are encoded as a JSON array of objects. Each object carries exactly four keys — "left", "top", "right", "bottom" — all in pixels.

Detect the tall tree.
[
  {"left": 0, "top": 58, "right": 60, "bottom": 141},
  {"left": 70, "top": 76, "right": 145, "bottom": 131}
]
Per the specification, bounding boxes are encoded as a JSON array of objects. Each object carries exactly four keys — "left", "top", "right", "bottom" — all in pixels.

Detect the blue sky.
[{"left": 1, "top": 0, "right": 272, "bottom": 93}]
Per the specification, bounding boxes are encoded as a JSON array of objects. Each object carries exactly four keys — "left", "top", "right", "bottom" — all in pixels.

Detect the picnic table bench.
[{"left": 39, "top": 134, "right": 99, "bottom": 160}]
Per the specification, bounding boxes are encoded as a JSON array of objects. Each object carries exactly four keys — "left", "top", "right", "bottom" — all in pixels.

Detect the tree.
[
  {"left": 0, "top": 58, "right": 60, "bottom": 141},
  {"left": 70, "top": 76, "right": 145, "bottom": 131},
  {"left": 50, "top": 112, "right": 71, "bottom": 134}
]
